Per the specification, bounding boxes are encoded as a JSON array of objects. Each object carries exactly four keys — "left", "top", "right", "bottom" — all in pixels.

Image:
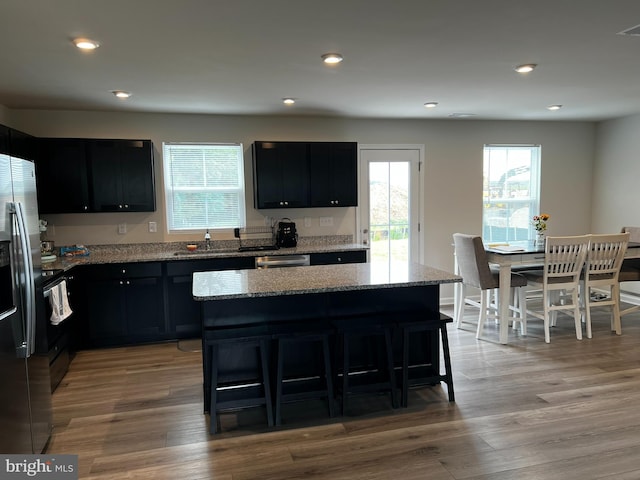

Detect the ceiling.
[{"left": 2, "top": 0, "right": 640, "bottom": 122}]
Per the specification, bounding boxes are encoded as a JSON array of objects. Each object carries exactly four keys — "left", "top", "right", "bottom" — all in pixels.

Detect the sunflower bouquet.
[{"left": 532, "top": 213, "right": 550, "bottom": 232}]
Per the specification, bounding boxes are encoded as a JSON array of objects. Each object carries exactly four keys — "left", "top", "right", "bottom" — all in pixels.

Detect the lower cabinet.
[
  {"left": 77, "top": 250, "right": 367, "bottom": 348},
  {"left": 166, "top": 257, "right": 256, "bottom": 339},
  {"left": 84, "top": 262, "right": 165, "bottom": 347}
]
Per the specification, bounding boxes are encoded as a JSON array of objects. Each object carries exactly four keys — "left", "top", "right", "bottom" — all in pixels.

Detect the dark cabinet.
[
  {"left": 310, "top": 250, "right": 367, "bottom": 265},
  {"left": 0, "top": 124, "right": 8, "bottom": 155},
  {"left": 253, "top": 141, "right": 357, "bottom": 209},
  {"left": 84, "top": 263, "right": 164, "bottom": 347},
  {"left": 36, "top": 138, "right": 90, "bottom": 213},
  {"left": 34, "top": 138, "right": 155, "bottom": 213},
  {"left": 253, "top": 141, "right": 310, "bottom": 209},
  {"left": 309, "top": 142, "right": 358, "bottom": 207},
  {"left": 166, "top": 257, "right": 255, "bottom": 339},
  {"left": 9, "top": 128, "right": 37, "bottom": 160},
  {"left": 89, "top": 139, "right": 156, "bottom": 212}
]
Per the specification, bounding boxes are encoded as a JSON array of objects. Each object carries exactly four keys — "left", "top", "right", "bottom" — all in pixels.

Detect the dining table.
[{"left": 455, "top": 239, "right": 640, "bottom": 344}]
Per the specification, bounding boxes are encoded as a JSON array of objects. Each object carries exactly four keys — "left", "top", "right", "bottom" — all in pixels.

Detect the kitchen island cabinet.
[{"left": 194, "top": 262, "right": 460, "bottom": 415}]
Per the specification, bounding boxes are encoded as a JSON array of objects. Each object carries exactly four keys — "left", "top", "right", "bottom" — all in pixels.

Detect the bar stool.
[
  {"left": 396, "top": 312, "right": 455, "bottom": 407},
  {"left": 271, "top": 321, "right": 335, "bottom": 425},
  {"left": 333, "top": 315, "right": 399, "bottom": 415},
  {"left": 203, "top": 325, "right": 274, "bottom": 434}
]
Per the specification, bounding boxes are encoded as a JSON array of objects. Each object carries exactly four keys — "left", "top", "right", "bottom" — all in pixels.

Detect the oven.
[{"left": 43, "top": 274, "right": 72, "bottom": 391}]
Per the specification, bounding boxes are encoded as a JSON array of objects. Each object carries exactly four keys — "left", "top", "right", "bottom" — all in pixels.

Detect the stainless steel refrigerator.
[{"left": 0, "top": 152, "right": 52, "bottom": 453}]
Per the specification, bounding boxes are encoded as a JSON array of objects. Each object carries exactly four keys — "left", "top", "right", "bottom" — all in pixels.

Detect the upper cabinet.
[
  {"left": 36, "top": 138, "right": 91, "bottom": 213},
  {"left": 89, "top": 140, "right": 155, "bottom": 212},
  {"left": 36, "top": 138, "right": 156, "bottom": 214},
  {"left": 252, "top": 141, "right": 310, "bottom": 209},
  {"left": 252, "top": 141, "right": 357, "bottom": 209},
  {"left": 0, "top": 125, "right": 9, "bottom": 155},
  {"left": 309, "top": 142, "right": 357, "bottom": 207}
]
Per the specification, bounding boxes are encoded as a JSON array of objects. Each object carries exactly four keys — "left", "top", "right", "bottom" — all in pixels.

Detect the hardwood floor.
[{"left": 47, "top": 305, "right": 640, "bottom": 479}]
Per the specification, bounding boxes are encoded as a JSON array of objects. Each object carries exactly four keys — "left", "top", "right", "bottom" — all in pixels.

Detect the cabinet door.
[
  {"left": 88, "top": 139, "right": 155, "bottom": 212},
  {"left": 253, "top": 142, "right": 309, "bottom": 208},
  {"left": 124, "top": 277, "right": 165, "bottom": 338},
  {"left": 119, "top": 140, "right": 155, "bottom": 211},
  {"left": 36, "top": 138, "right": 91, "bottom": 213},
  {"left": 309, "top": 142, "right": 357, "bottom": 207},
  {"left": 0, "top": 124, "right": 9, "bottom": 155},
  {"left": 89, "top": 140, "right": 122, "bottom": 211},
  {"left": 9, "top": 128, "right": 38, "bottom": 160},
  {"left": 86, "top": 278, "right": 128, "bottom": 345}
]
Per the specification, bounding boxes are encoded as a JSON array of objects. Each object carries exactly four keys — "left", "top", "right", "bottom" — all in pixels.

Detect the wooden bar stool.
[
  {"left": 333, "top": 315, "right": 399, "bottom": 415},
  {"left": 271, "top": 321, "right": 335, "bottom": 425},
  {"left": 397, "top": 312, "right": 454, "bottom": 407},
  {"left": 203, "top": 325, "right": 274, "bottom": 434}
]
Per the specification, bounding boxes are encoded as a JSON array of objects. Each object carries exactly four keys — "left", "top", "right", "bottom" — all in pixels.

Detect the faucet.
[{"left": 205, "top": 229, "right": 212, "bottom": 250}]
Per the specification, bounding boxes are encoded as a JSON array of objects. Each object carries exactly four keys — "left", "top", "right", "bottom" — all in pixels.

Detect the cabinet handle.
[
  {"left": 337, "top": 257, "right": 342, "bottom": 262},
  {"left": 119, "top": 280, "right": 124, "bottom": 285},
  {"left": 83, "top": 205, "right": 88, "bottom": 211},
  {"left": 119, "top": 204, "right": 123, "bottom": 209},
  {"left": 122, "top": 269, "right": 126, "bottom": 274},
  {"left": 124, "top": 204, "right": 129, "bottom": 209}
]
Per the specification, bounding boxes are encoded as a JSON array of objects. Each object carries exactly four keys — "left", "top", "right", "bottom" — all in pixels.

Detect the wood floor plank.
[{"left": 45, "top": 307, "right": 640, "bottom": 479}]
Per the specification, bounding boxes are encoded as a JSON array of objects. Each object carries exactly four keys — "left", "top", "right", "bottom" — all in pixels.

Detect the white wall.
[
  {"left": 9, "top": 109, "right": 596, "bottom": 299},
  {"left": 593, "top": 114, "right": 640, "bottom": 233}
]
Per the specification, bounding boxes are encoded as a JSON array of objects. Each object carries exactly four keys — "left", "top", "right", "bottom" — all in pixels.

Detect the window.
[
  {"left": 482, "top": 144, "right": 541, "bottom": 242},
  {"left": 163, "top": 143, "right": 246, "bottom": 232}
]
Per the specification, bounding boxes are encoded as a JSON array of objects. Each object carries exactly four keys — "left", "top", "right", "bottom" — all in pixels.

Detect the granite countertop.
[
  {"left": 192, "top": 262, "right": 461, "bottom": 301},
  {"left": 41, "top": 237, "right": 368, "bottom": 274}
]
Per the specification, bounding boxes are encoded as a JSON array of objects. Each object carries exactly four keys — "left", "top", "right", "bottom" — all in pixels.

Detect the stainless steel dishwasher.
[{"left": 255, "top": 254, "right": 310, "bottom": 269}]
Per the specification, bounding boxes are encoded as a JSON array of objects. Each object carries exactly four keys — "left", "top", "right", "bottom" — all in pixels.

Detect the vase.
[{"left": 535, "top": 232, "right": 545, "bottom": 247}]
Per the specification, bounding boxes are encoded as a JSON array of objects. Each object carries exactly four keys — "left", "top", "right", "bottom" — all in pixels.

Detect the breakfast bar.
[{"left": 193, "top": 262, "right": 461, "bottom": 431}]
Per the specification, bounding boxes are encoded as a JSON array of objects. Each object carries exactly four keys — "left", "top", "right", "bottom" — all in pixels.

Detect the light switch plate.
[
  {"left": 304, "top": 217, "right": 311, "bottom": 228},
  {"left": 148, "top": 221, "right": 157, "bottom": 233},
  {"left": 118, "top": 223, "right": 127, "bottom": 234},
  {"left": 319, "top": 216, "right": 333, "bottom": 227}
]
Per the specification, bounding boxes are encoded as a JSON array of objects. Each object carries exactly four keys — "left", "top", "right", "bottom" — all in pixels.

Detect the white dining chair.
[
  {"left": 520, "top": 235, "right": 590, "bottom": 343},
  {"left": 619, "top": 227, "right": 640, "bottom": 318},
  {"left": 453, "top": 233, "right": 528, "bottom": 339},
  {"left": 581, "top": 232, "right": 629, "bottom": 337}
]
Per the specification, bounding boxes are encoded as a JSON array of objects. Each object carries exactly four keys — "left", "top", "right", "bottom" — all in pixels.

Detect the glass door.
[{"left": 359, "top": 147, "right": 421, "bottom": 265}]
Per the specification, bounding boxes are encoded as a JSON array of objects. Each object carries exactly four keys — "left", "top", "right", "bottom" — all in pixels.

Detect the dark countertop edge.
[
  {"left": 42, "top": 243, "right": 369, "bottom": 272},
  {"left": 193, "top": 277, "right": 462, "bottom": 301}
]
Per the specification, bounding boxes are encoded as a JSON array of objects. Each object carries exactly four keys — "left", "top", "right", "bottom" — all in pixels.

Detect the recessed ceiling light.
[
  {"left": 514, "top": 64, "right": 537, "bottom": 73},
  {"left": 321, "top": 53, "right": 343, "bottom": 64},
  {"left": 547, "top": 104, "right": 562, "bottom": 111},
  {"left": 112, "top": 90, "right": 132, "bottom": 99},
  {"left": 283, "top": 98, "right": 296, "bottom": 105},
  {"left": 73, "top": 38, "right": 100, "bottom": 50},
  {"left": 423, "top": 102, "right": 438, "bottom": 108}
]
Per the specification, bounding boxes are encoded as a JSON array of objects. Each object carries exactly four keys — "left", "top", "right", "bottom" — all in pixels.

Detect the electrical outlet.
[
  {"left": 304, "top": 217, "right": 311, "bottom": 228},
  {"left": 148, "top": 221, "right": 157, "bottom": 233},
  {"left": 319, "top": 216, "right": 333, "bottom": 227},
  {"left": 118, "top": 223, "right": 127, "bottom": 234}
]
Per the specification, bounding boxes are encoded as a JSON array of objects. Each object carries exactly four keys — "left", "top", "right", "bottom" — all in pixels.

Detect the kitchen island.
[{"left": 193, "top": 262, "right": 461, "bottom": 425}]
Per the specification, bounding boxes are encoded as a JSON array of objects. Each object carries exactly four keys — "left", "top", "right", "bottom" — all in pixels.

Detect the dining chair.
[
  {"left": 619, "top": 227, "right": 640, "bottom": 318},
  {"left": 453, "top": 233, "right": 528, "bottom": 339},
  {"left": 520, "top": 235, "right": 590, "bottom": 343},
  {"left": 581, "top": 232, "right": 629, "bottom": 337}
]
